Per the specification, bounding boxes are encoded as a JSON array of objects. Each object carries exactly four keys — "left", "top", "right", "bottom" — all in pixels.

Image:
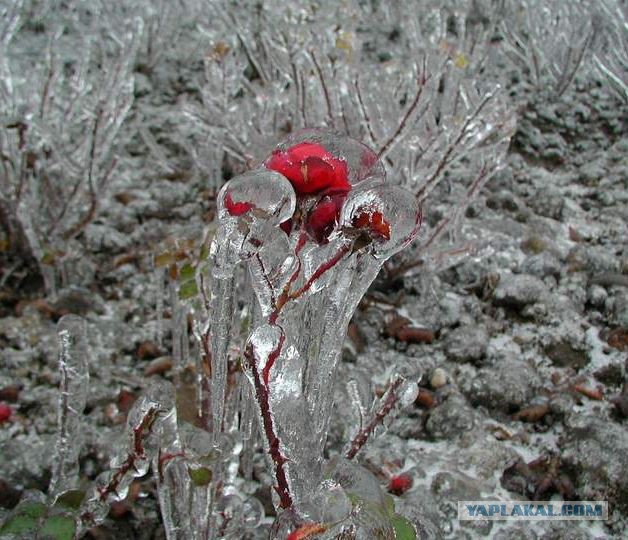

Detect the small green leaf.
[
  {"left": 179, "top": 263, "right": 195, "bottom": 281},
  {"left": 18, "top": 502, "right": 47, "bottom": 520},
  {"left": 391, "top": 514, "right": 416, "bottom": 540},
  {"left": 382, "top": 493, "right": 396, "bottom": 515},
  {"left": 198, "top": 243, "right": 210, "bottom": 261},
  {"left": 0, "top": 513, "right": 38, "bottom": 535},
  {"left": 187, "top": 466, "right": 213, "bottom": 486},
  {"left": 240, "top": 314, "right": 251, "bottom": 336},
  {"left": 40, "top": 514, "right": 76, "bottom": 540},
  {"left": 179, "top": 280, "right": 198, "bottom": 300},
  {"left": 54, "top": 489, "right": 86, "bottom": 510}
]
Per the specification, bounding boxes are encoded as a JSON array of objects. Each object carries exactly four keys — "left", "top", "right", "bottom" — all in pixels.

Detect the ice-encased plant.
[
  {"left": 208, "top": 128, "right": 421, "bottom": 536},
  {"left": 499, "top": 0, "right": 601, "bottom": 97}
]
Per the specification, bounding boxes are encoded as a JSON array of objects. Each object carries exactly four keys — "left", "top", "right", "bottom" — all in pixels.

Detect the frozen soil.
[{"left": 1, "top": 25, "right": 628, "bottom": 540}]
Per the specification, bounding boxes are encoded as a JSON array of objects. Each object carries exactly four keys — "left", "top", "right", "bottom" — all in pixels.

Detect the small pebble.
[{"left": 431, "top": 368, "right": 448, "bottom": 389}]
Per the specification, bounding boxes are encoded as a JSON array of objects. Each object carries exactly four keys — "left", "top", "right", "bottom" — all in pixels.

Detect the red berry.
[
  {"left": 265, "top": 142, "right": 350, "bottom": 196},
  {"left": 0, "top": 403, "right": 12, "bottom": 424},
  {"left": 306, "top": 194, "right": 346, "bottom": 243},
  {"left": 224, "top": 191, "right": 255, "bottom": 216},
  {"left": 352, "top": 210, "right": 391, "bottom": 240},
  {"left": 388, "top": 473, "right": 413, "bottom": 495}
]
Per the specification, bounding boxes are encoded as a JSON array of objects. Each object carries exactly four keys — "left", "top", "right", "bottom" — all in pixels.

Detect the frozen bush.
[
  {"left": 0, "top": 0, "right": 141, "bottom": 293},
  {"left": 592, "top": 0, "right": 628, "bottom": 102},
  {"left": 499, "top": 0, "right": 601, "bottom": 97}
]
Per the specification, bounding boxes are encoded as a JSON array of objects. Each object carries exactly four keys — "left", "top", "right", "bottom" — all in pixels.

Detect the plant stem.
[
  {"left": 345, "top": 377, "right": 404, "bottom": 460},
  {"left": 244, "top": 344, "right": 293, "bottom": 510}
]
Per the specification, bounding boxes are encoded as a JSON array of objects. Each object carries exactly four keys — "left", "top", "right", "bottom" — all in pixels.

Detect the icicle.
[
  {"left": 170, "top": 284, "right": 188, "bottom": 381},
  {"left": 49, "top": 315, "right": 90, "bottom": 498},
  {"left": 154, "top": 265, "right": 165, "bottom": 347},
  {"left": 207, "top": 274, "right": 235, "bottom": 440}
]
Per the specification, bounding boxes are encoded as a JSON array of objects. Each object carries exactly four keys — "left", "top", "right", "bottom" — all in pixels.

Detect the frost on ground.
[{"left": 1, "top": 0, "right": 627, "bottom": 539}]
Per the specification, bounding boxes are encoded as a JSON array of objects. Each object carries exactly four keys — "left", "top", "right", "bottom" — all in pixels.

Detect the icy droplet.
[
  {"left": 341, "top": 183, "right": 420, "bottom": 259},
  {"left": 397, "top": 380, "right": 419, "bottom": 408},
  {"left": 217, "top": 169, "right": 296, "bottom": 225},
  {"left": 306, "top": 479, "right": 352, "bottom": 523},
  {"left": 241, "top": 496, "right": 264, "bottom": 529}
]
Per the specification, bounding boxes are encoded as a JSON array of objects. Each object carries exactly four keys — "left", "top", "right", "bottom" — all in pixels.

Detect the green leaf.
[
  {"left": 0, "top": 513, "right": 39, "bottom": 535},
  {"left": 40, "top": 515, "right": 76, "bottom": 540},
  {"left": 54, "top": 489, "right": 86, "bottom": 510},
  {"left": 198, "top": 243, "right": 210, "bottom": 261},
  {"left": 187, "top": 466, "right": 213, "bottom": 486},
  {"left": 179, "top": 263, "right": 195, "bottom": 281},
  {"left": 179, "top": 280, "right": 198, "bottom": 300},
  {"left": 17, "top": 502, "right": 47, "bottom": 520},
  {"left": 239, "top": 314, "right": 251, "bottom": 336},
  {"left": 382, "top": 493, "right": 396, "bottom": 515},
  {"left": 391, "top": 514, "right": 416, "bottom": 540},
  {"left": 454, "top": 52, "right": 469, "bottom": 69}
]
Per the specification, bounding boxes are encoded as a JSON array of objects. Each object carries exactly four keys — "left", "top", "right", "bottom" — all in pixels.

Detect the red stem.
[
  {"left": 288, "top": 244, "right": 350, "bottom": 302},
  {"left": 80, "top": 407, "right": 160, "bottom": 525},
  {"left": 244, "top": 232, "right": 354, "bottom": 511},
  {"left": 270, "top": 243, "right": 350, "bottom": 324},
  {"left": 262, "top": 330, "right": 286, "bottom": 386},
  {"left": 245, "top": 344, "right": 293, "bottom": 509},
  {"left": 345, "top": 378, "right": 404, "bottom": 460}
]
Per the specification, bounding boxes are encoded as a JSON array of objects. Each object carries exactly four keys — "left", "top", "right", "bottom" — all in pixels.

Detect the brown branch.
[
  {"left": 254, "top": 252, "right": 278, "bottom": 312},
  {"left": 556, "top": 27, "right": 595, "bottom": 97},
  {"left": 299, "top": 70, "right": 308, "bottom": 126},
  {"left": 309, "top": 50, "right": 334, "bottom": 128},
  {"left": 62, "top": 110, "right": 116, "bottom": 241},
  {"left": 354, "top": 77, "right": 377, "bottom": 147},
  {"left": 377, "top": 57, "right": 428, "bottom": 160},
  {"left": 39, "top": 46, "right": 55, "bottom": 119},
  {"left": 80, "top": 406, "right": 160, "bottom": 526},
  {"left": 270, "top": 243, "right": 351, "bottom": 324},
  {"left": 288, "top": 244, "right": 351, "bottom": 302},
  {"left": 244, "top": 344, "right": 293, "bottom": 509},
  {"left": 345, "top": 377, "right": 405, "bottom": 460},
  {"left": 415, "top": 91, "right": 493, "bottom": 203},
  {"left": 288, "top": 55, "right": 306, "bottom": 127},
  {"left": 389, "top": 162, "right": 490, "bottom": 279}
]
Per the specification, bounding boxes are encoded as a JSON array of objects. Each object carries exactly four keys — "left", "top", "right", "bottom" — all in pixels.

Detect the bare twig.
[
  {"left": 415, "top": 91, "right": 493, "bottom": 203},
  {"left": 309, "top": 50, "right": 335, "bottom": 128},
  {"left": 377, "top": 57, "right": 429, "bottom": 160},
  {"left": 354, "top": 77, "right": 378, "bottom": 147},
  {"left": 345, "top": 377, "right": 405, "bottom": 460}
]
